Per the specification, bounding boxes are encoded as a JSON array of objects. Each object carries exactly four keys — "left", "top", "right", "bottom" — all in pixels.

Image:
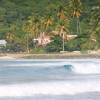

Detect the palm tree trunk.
[
  {"left": 77, "top": 17, "right": 79, "bottom": 34},
  {"left": 26, "top": 34, "right": 29, "bottom": 53},
  {"left": 78, "top": 18, "right": 81, "bottom": 34},
  {"left": 62, "top": 32, "right": 65, "bottom": 51},
  {"left": 77, "top": 17, "right": 81, "bottom": 34}
]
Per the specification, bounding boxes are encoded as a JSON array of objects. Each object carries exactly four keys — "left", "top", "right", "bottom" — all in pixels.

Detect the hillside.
[{"left": 0, "top": 0, "right": 100, "bottom": 53}]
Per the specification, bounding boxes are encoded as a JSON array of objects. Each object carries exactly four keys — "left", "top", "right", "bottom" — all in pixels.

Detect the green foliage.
[
  {"left": 0, "top": 0, "right": 100, "bottom": 52},
  {"left": 45, "top": 35, "right": 62, "bottom": 52},
  {"left": 32, "top": 47, "right": 45, "bottom": 54},
  {"left": 0, "top": 32, "right": 5, "bottom": 39}
]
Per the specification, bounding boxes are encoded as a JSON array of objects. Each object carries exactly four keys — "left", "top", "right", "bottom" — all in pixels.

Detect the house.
[
  {"left": 52, "top": 31, "right": 77, "bottom": 41},
  {"left": 33, "top": 32, "right": 51, "bottom": 46},
  {"left": 66, "top": 35, "right": 77, "bottom": 41},
  {"left": 0, "top": 40, "right": 7, "bottom": 47},
  {"left": 33, "top": 31, "right": 78, "bottom": 46}
]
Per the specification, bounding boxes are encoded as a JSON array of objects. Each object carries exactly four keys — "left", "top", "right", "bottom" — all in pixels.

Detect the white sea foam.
[
  {"left": 71, "top": 62, "right": 100, "bottom": 74},
  {"left": 0, "top": 59, "right": 100, "bottom": 97},
  {"left": 0, "top": 81, "right": 100, "bottom": 97}
]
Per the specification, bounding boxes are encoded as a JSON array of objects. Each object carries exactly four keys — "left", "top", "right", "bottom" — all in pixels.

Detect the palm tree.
[
  {"left": 71, "top": 0, "right": 82, "bottom": 34},
  {"left": 22, "top": 16, "right": 33, "bottom": 53},
  {"left": 31, "top": 16, "right": 41, "bottom": 38},
  {"left": 23, "top": 16, "right": 41, "bottom": 52},
  {"left": 6, "top": 24, "right": 16, "bottom": 43},
  {"left": 57, "top": 6, "right": 67, "bottom": 51},
  {"left": 43, "top": 14, "right": 53, "bottom": 33},
  {"left": 85, "top": 5, "right": 100, "bottom": 50}
]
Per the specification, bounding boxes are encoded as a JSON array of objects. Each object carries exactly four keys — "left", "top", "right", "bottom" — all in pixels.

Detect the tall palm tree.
[
  {"left": 23, "top": 16, "right": 41, "bottom": 52},
  {"left": 86, "top": 5, "right": 100, "bottom": 50},
  {"left": 22, "top": 16, "right": 33, "bottom": 53},
  {"left": 71, "top": 0, "right": 82, "bottom": 34},
  {"left": 6, "top": 24, "right": 16, "bottom": 43},
  {"left": 57, "top": 6, "right": 67, "bottom": 51},
  {"left": 43, "top": 14, "right": 53, "bottom": 33}
]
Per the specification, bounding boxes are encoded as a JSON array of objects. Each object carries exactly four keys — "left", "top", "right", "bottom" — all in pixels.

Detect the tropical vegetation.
[{"left": 0, "top": 0, "right": 100, "bottom": 53}]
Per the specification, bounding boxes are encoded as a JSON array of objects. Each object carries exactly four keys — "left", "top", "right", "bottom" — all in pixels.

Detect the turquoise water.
[{"left": 0, "top": 59, "right": 100, "bottom": 100}]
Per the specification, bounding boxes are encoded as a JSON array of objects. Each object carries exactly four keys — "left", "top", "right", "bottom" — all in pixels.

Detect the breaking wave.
[{"left": 1, "top": 60, "right": 100, "bottom": 74}]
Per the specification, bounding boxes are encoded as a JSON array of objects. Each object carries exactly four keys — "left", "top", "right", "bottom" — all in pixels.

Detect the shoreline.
[{"left": 0, "top": 53, "right": 100, "bottom": 59}]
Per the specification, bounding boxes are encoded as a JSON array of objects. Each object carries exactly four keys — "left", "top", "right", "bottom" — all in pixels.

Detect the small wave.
[
  {"left": 1, "top": 60, "right": 100, "bottom": 74},
  {"left": 0, "top": 62, "right": 68, "bottom": 67}
]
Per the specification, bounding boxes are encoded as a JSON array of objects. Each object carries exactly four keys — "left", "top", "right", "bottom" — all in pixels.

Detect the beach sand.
[{"left": 0, "top": 52, "right": 100, "bottom": 59}]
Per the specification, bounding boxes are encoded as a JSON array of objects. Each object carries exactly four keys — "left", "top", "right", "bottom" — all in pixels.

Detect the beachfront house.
[
  {"left": 66, "top": 35, "right": 77, "bottom": 41},
  {"left": 33, "top": 31, "right": 78, "bottom": 47},
  {"left": 52, "top": 31, "right": 77, "bottom": 41},
  {"left": 33, "top": 32, "right": 51, "bottom": 46},
  {"left": 0, "top": 40, "right": 7, "bottom": 47}
]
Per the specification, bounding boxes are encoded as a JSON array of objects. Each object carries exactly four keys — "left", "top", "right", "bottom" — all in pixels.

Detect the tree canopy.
[{"left": 0, "top": 0, "right": 100, "bottom": 52}]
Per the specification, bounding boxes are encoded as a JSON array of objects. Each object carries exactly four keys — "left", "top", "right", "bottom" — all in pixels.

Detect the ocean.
[{"left": 0, "top": 59, "right": 100, "bottom": 100}]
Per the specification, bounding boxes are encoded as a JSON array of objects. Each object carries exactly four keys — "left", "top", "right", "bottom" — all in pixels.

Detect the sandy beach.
[{"left": 0, "top": 52, "right": 100, "bottom": 59}]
